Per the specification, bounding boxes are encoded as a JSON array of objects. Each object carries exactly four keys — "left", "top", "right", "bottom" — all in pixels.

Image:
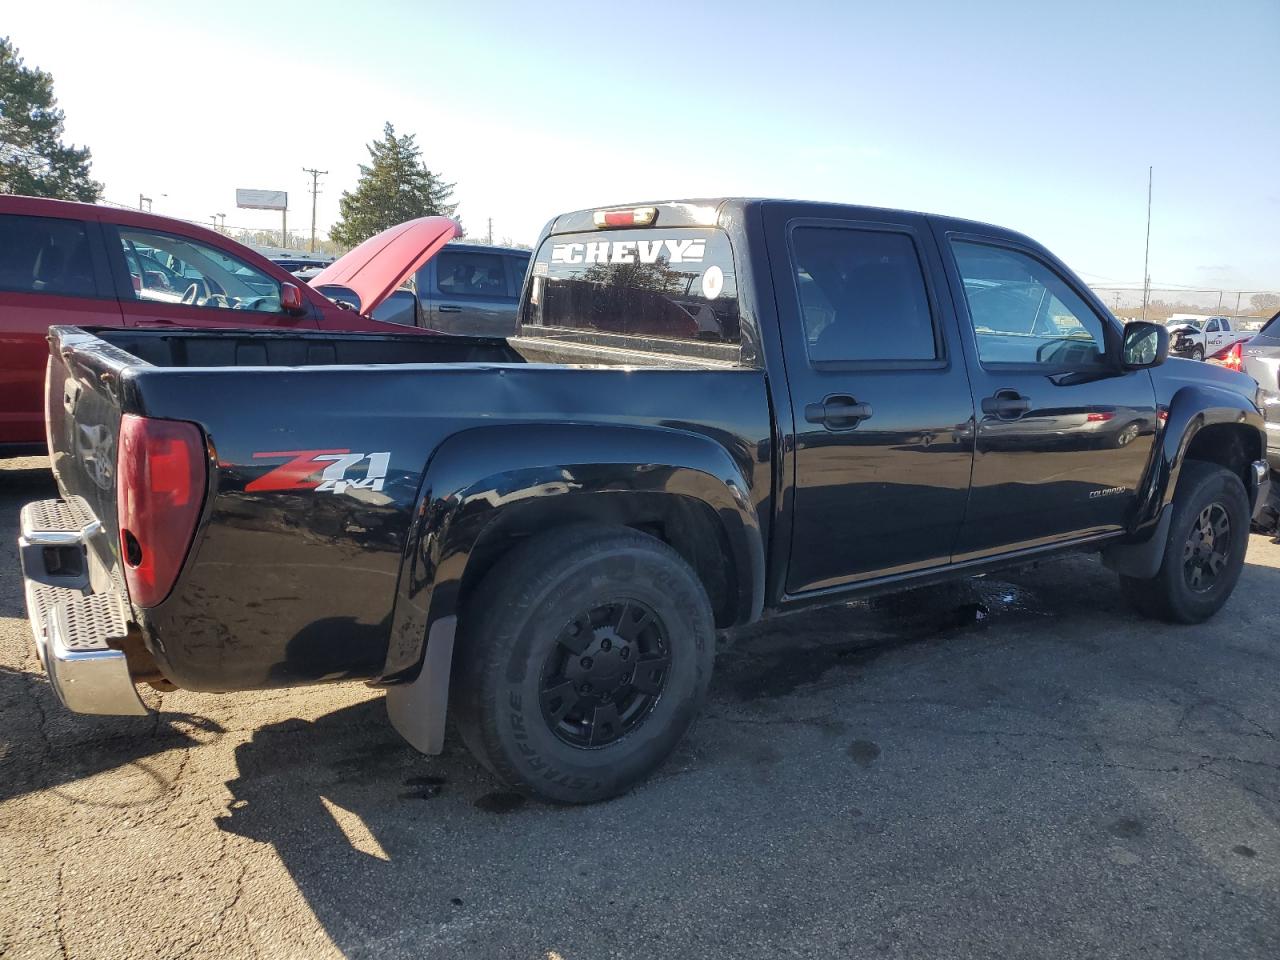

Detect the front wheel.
[
  {"left": 1120, "top": 460, "right": 1250, "bottom": 623},
  {"left": 452, "top": 524, "right": 716, "bottom": 803},
  {"left": 1191, "top": 345, "right": 1204, "bottom": 362}
]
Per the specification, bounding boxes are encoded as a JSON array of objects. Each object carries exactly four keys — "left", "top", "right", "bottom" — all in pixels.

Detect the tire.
[
  {"left": 452, "top": 524, "right": 716, "bottom": 803},
  {"left": 1120, "top": 460, "right": 1250, "bottom": 623},
  {"left": 1191, "top": 346, "right": 1204, "bottom": 362}
]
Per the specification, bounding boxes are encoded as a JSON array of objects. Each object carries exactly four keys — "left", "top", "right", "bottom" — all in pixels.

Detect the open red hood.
[{"left": 310, "top": 216, "right": 460, "bottom": 315}]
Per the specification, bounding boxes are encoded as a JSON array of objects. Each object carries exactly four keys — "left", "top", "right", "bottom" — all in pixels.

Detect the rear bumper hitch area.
[{"left": 19, "top": 498, "right": 148, "bottom": 716}]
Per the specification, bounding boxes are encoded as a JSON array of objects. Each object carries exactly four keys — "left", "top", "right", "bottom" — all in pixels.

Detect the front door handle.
[
  {"left": 438, "top": 304, "right": 463, "bottom": 313},
  {"left": 981, "top": 390, "right": 1031, "bottom": 419},
  {"left": 804, "top": 395, "right": 874, "bottom": 429}
]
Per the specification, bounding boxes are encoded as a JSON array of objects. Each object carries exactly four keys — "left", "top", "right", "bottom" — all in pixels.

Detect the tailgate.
[{"left": 43, "top": 326, "right": 139, "bottom": 577}]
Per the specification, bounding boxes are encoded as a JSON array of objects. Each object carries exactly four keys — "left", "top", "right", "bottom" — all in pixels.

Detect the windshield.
[{"left": 520, "top": 228, "right": 740, "bottom": 354}]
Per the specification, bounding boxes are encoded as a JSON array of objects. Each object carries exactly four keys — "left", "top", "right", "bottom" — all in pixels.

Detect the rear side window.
[
  {"left": 436, "top": 251, "right": 508, "bottom": 297},
  {"left": 790, "top": 227, "right": 937, "bottom": 363},
  {"left": 521, "top": 228, "right": 740, "bottom": 347},
  {"left": 0, "top": 214, "right": 97, "bottom": 297}
]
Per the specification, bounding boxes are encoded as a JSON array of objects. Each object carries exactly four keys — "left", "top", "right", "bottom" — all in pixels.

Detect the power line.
[{"left": 303, "top": 167, "right": 328, "bottom": 253}]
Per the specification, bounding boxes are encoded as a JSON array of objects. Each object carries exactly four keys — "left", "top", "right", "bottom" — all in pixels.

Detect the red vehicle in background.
[{"left": 0, "top": 195, "right": 458, "bottom": 454}]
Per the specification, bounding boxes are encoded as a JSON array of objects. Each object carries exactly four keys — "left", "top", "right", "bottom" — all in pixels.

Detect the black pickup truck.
[{"left": 20, "top": 199, "right": 1272, "bottom": 803}]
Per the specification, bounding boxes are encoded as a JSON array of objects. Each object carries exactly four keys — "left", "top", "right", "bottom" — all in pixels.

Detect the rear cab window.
[{"left": 519, "top": 227, "right": 741, "bottom": 363}]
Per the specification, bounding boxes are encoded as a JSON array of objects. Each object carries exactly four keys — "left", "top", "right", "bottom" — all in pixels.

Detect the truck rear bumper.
[{"left": 19, "top": 499, "right": 147, "bottom": 716}]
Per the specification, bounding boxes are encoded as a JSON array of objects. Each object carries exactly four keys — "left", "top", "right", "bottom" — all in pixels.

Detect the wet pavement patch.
[
  {"left": 1233, "top": 844, "right": 1258, "bottom": 858},
  {"left": 848, "top": 740, "right": 882, "bottom": 767},
  {"left": 399, "top": 774, "right": 447, "bottom": 800},
  {"left": 475, "top": 791, "right": 527, "bottom": 814},
  {"left": 1108, "top": 817, "right": 1146, "bottom": 839}
]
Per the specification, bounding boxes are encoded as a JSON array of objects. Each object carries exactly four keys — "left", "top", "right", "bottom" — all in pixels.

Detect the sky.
[{"left": 5, "top": 0, "right": 1278, "bottom": 290}]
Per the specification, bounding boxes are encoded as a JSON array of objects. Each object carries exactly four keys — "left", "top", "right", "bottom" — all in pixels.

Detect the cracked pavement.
[{"left": 1, "top": 454, "right": 1278, "bottom": 959}]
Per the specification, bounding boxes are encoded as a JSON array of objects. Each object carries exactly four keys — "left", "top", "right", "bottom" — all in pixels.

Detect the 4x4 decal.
[{"left": 246, "top": 449, "right": 390, "bottom": 494}]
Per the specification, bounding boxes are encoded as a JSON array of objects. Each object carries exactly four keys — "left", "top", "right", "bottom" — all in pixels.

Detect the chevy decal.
[{"left": 550, "top": 238, "right": 706, "bottom": 266}]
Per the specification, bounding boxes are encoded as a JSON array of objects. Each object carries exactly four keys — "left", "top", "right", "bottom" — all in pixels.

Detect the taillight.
[
  {"left": 1086, "top": 412, "right": 1114, "bottom": 422},
  {"left": 116, "top": 414, "right": 206, "bottom": 607},
  {"left": 1209, "top": 340, "right": 1244, "bottom": 372}
]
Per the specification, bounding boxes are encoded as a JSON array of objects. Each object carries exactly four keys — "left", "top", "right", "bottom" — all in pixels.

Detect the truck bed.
[
  {"left": 93, "top": 327, "right": 524, "bottom": 368},
  {"left": 40, "top": 324, "right": 772, "bottom": 693}
]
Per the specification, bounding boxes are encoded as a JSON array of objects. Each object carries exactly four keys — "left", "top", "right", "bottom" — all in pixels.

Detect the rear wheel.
[
  {"left": 452, "top": 524, "right": 716, "bottom": 803},
  {"left": 1120, "top": 460, "right": 1250, "bottom": 623}
]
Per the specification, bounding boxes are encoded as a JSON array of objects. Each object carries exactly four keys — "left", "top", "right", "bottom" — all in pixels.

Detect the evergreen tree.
[
  {"left": 0, "top": 36, "right": 102, "bottom": 201},
  {"left": 330, "top": 122, "right": 456, "bottom": 247}
]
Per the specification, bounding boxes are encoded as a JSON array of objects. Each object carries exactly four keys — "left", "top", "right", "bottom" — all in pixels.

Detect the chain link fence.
[{"left": 1091, "top": 287, "right": 1280, "bottom": 327}]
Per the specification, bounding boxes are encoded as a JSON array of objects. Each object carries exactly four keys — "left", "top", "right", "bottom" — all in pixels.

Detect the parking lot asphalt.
[{"left": 1, "top": 454, "right": 1278, "bottom": 960}]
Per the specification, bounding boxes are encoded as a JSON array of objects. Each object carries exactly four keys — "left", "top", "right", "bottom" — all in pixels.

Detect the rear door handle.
[
  {"left": 981, "top": 390, "right": 1031, "bottom": 419},
  {"left": 438, "top": 304, "right": 463, "bottom": 313},
  {"left": 804, "top": 395, "right": 873, "bottom": 430}
]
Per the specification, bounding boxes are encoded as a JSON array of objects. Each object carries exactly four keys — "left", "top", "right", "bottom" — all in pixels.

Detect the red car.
[{"left": 0, "top": 195, "right": 458, "bottom": 454}]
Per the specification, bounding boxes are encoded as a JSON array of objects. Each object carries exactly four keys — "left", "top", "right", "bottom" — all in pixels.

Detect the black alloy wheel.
[
  {"left": 539, "top": 601, "right": 670, "bottom": 748},
  {"left": 1183, "top": 503, "right": 1231, "bottom": 592}
]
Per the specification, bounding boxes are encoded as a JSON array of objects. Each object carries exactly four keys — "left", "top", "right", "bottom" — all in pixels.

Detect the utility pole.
[
  {"left": 487, "top": 217, "right": 493, "bottom": 245},
  {"left": 303, "top": 167, "right": 328, "bottom": 253},
  {"left": 139, "top": 194, "right": 152, "bottom": 212},
  {"left": 1141, "top": 165, "right": 1152, "bottom": 322}
]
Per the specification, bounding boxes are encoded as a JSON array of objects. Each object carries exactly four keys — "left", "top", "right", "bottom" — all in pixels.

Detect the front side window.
[
  {"left": 790, "top": 227, "right": 937, "bottom": 363},
  {"left": 521, "top": 228, "right": 740, "bottom": 348},
  {"left": 952, "top": 241, "right": 1108, "bottom": 367},
  {"left": 1206, "top": 319, "right": 1220, "bottom": 332},
  {"left": 0, "top": 214, "right": 97, "bottom": 297},
  {"left": 436, "top": 251, "right": 508, "bottom": 297},
  {"left": 116, "top": 228, "right": 282, "bottom": 312}
]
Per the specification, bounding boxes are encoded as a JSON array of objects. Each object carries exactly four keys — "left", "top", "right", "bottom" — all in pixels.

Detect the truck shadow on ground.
[
  {"left": 210, "top": 556, "right": 1268, "bottom": 957},
  {"left": 0, "top": 666, "right": 225, "bottom": 805}
]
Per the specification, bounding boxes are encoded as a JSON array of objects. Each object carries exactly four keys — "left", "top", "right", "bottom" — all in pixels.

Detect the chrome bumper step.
[{"left": 19, "top": 498, "right": 147, "bottom": 716}]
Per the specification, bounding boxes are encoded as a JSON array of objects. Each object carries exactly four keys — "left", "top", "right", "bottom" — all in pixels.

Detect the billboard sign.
[{"left": 235, "top": 189, "right": 288, "bottom": 211}]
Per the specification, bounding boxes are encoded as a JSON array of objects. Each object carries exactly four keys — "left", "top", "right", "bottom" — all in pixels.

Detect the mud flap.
[
  {"left": 1101, "top": 509, "right": 1173, "bottom": 581},
  {"left": 385, "top": 615, "right": 456, "bottom": 755}
]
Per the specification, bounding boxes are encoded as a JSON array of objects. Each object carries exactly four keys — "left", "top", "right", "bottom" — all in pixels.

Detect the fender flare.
[
  {"left": 381, "top": 422, "right": 765, "bottom": 682},
  {"left": 1103, "top": 383, "right": 1264, "bottom": 578}
]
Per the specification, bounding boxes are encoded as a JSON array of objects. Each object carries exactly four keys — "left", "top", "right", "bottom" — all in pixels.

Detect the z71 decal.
[{"left": 246, "top": 449, "right": 391, "bottom": 494}]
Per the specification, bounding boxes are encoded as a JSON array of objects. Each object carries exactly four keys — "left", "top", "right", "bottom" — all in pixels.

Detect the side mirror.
[
  {"left": 1121, "top": 321, "right": 1168, "bottom": 370},
  {"left": 280, "top": 282, "right": 306, "bottom": 315}
]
